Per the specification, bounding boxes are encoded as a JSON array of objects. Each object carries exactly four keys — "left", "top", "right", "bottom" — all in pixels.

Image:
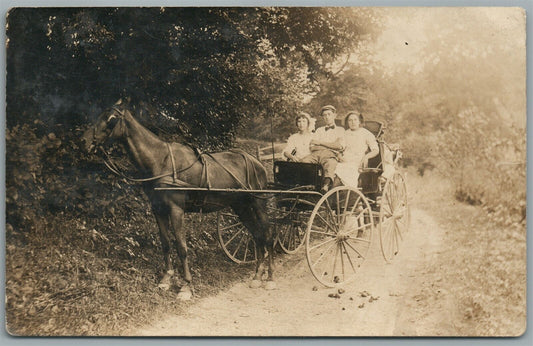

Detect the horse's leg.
[
  {"left": 252, "top": 198, "right": 276, "bottom": 290},
  {"left": 151, "top": 204, "right": 174, "bottom": 290},
  {"left": 231, "top": 199, "right": 266, "bottom": 288},
  {"left": 168, "top": 203, "right": 193, "bottom": 300}
]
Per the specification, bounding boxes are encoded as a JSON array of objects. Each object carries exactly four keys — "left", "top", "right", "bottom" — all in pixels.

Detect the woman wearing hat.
[
  {"left": 282, "top": 112, "right": 313, "bottom": 162},
  {"left": 335, "top": 111, "right": 379, "bottom": 187}
]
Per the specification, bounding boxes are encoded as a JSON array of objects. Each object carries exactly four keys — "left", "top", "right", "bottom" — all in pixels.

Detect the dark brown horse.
[{"left": 82, "top": 99, "right": 275, "bottom": 299}]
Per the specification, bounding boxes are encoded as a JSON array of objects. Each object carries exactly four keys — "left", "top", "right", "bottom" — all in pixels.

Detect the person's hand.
[{"left": 360, "top": 157, "right": 369, "bottom": 169}]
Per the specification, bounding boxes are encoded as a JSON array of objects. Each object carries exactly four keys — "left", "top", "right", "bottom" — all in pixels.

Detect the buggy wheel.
[
  {"left": 305, "top": 186, "right": 374, "bottom": 287},
  {"left": 272, "top": 197, "right": 314, "bottom": 254},
  {"left": 217, "top": 208, "right": 257, "bottom": 264},
  {"left": 379, "top": 171, "right": 410, "bottom": 263}
]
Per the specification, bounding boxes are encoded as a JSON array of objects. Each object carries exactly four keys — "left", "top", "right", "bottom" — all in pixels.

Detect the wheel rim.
[
  {"left": 305, "top": 187, "right": 374, "bottom": 287},
  {"left": 272, "top": 197, "right": 314, "bottom": 254},
  {"left": 379, "top": 172, "right": 410, "bottom": 263},
  {"left": 217, "top": 208, "right": 257, "bottom": 264}
]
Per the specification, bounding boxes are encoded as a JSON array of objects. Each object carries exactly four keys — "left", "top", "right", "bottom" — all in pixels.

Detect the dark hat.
[{"left": 321, "top": 105, "right": 336, "bottom": 114}]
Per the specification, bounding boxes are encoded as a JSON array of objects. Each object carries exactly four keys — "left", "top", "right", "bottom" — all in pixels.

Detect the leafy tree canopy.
[{"left": 7, "top": 7, "right": 380, "bottom": 149}]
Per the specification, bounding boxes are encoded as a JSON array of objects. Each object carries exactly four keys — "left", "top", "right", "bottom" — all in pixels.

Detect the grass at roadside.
[
  {"left": 407, "top": 169, "right": 526, "bottom": 336},
  {"left": 5, "top": 210, "right": 256, "bottom": 336}
]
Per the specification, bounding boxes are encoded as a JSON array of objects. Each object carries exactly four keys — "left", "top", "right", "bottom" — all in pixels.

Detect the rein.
[
  {"left": 94, "top": 106, "right": 262, "bottom": 191},
  {"left": 96, "top": 106, "right": 199, "bottom": 184},
  {"left": 100, "top": 145, "right": 197, "bottom": 184}
]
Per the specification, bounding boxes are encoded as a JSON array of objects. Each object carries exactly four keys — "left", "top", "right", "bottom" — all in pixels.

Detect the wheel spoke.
[
  {"left": 341, "top": 241, "right": 358, "bottom": 275},
  {"left": 288, "top": 225, "right": 295, "bottom": 250},
  {"left": 223, "top": 225, "right": 245, "bottom": 247},
  {"left": 311, "top": 240, "right": 337, "bottom": 268},
  {"left": 336, "top": 191, "right": 341, "bottom": 224},
  {"left": 243, "top": 238, "right": 250, "bottom": 262},
  {"left": 381, "top": 201, "right": 393, "bottom": 216},
  {"left": 308, "top": 235, "right": 336, "bottom": 251},
  {"left": 331, "top": 243, "right": 340, "bottom": 282},
  {"left": 343, "top": 238, "right": 366, "bottom": 260},
  {"left": 395, "top": 220, "right": 404, "bottom": 242},
  {"left": 393, "top": 224, "right": 400, "bottom": 253},
  {"left": 231, "top": 229, "right": 247, "bottom": 258},
  {"left": 309, "top": 227, "right": 336, "bottom": 238},
  {"left": 219, "top": 221, "right": 243, "bottom": 232},
  {"left": 315, "top": 212, "right": 338, "bottom": 234},
  {"left": 348, "top": 196, "right": 363, "bottom": 215},
  {"left": 281, "top": 224, "right": 291, "bottom": 244},
  {"left": 341, "top": 190, "right": 351, "bottom": 224},
  {"left": 324, "top": 199, "right": 340, "bottom": 233},
  {"left": 345, "top": 236, "right": 371, "bottom": 244},
  {"left": 343, "top": 221, "right": 373, "bottom": 237}
]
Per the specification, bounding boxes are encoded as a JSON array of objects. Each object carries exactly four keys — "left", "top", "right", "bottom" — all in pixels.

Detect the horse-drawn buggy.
[
  {"left": 83, "top": 100, "right": 409, "bottom": 298},
  {"left": 215, "top": 119, "right": 409, "bottom": 287}
]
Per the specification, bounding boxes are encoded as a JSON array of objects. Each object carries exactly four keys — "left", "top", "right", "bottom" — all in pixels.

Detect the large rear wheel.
[
  {"left": 305, "top": 186, "right": 374, "bottom": 287},
  {"left": 379, "top": 171, "right": 410, "bottom": 263}
]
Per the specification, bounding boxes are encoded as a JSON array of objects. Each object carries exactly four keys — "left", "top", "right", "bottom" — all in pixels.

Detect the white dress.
[
  {"left": 282, "top": 132, "right": 313, "bottom": 160},
  {"left": 335, "top": 128, "right": 378, "bottom": 187}
]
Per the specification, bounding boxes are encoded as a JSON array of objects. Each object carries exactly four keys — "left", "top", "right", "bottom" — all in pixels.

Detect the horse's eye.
[{"left": 106, "top": 114, "right": 119, "bottom": 128}]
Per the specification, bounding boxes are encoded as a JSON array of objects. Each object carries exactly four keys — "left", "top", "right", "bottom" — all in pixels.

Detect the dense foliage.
[{"left": 7, "top": 7, "right": 379, "bottom": 147}]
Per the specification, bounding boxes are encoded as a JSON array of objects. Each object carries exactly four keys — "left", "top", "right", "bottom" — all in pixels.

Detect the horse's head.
[{"left": 82, "top": 99, "right": 129, "bottom": 153}]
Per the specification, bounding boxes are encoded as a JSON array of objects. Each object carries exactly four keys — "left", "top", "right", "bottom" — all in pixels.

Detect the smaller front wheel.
[
  {"left": 271, "top": 197, "right": 314, "bottom": 254},
  {"left": 379, "top": 172, "right": 410, "bottom": 263},
  {"left": 217, "top": 208, "right": 257, "bottom": 264}
]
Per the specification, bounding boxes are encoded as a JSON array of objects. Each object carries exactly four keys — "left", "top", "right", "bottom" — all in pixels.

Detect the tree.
[{"left": 7, "top": 7, "right": 380, "bottom": 148}]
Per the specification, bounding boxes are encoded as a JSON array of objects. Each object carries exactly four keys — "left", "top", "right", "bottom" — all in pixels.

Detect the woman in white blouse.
[
  {"left": 283, "top": 113, "right": 313, "bottom": 162},
  {"left": 335, "top": 111, "right": 379, "bottom": 187}
]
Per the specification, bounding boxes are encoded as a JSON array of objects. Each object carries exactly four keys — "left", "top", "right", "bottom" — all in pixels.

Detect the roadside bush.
[{"left": 431, "top": 109, "right": 525, "bottom": 226}]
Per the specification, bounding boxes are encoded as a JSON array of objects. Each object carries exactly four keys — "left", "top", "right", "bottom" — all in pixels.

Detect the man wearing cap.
[{"left": 301, "top": 105, "right": 345, "bottom": 193}]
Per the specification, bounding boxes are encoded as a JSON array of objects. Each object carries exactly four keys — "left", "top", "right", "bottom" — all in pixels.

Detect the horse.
[{"left": 82, "top": 99, "right": 275, "bottom": 299}]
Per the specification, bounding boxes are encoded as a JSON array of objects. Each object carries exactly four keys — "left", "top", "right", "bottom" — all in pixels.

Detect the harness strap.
[
  {"left": 204, "top": 151, "right": 256, "bottom": 190},
  {"left": 167, "top": 143, "right": 178, "bottom": 182},
  {"left": 100, "top": 144, "right": 199, "bottom": 184}
]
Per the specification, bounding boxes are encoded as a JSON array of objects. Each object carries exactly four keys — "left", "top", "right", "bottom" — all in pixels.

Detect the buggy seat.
[
  {"left": 358, "top": 120, "right": 392, "bottom": 194},
  {"left": 273, "top": 161, "right": 323, "bottom": 190}
]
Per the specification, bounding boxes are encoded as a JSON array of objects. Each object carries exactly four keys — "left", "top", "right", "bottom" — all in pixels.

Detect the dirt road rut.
[{"left": 131, "top": 207, "right": 457, "bottom": 336}]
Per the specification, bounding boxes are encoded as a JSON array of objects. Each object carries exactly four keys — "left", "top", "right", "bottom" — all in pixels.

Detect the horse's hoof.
[
  {"left": 158, "top": 283, "right": 171, "bottom": 290},
  {"left": 177, "top": 288, "right": 193, "bottom": 301},
  {"left": 249, "top": 280, "right": 263, "bottom": 289},
  {"left": 158, "top": 270, "right": 174, "bottom": 290},
  {"left": 264, "top": 281, "right": 277, "bottom": 290}
]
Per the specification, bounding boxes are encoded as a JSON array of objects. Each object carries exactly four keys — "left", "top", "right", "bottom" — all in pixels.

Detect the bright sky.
[{"left": 370, "top": 7, "right": 525, "bottom": 74}]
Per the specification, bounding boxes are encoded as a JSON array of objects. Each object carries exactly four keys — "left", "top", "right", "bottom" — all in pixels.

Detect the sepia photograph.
[{"left": 4, "top": 6, "right": 527, "bottom": 337}]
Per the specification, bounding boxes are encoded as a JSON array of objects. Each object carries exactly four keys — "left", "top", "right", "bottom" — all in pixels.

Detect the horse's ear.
[{"left": 115, "top": 98, "right": 123, "bottom": 106}]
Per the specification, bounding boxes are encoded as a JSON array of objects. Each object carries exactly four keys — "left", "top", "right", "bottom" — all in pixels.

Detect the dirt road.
[{"left": 130, "top": 205, "right": 458, "bottom": 337}]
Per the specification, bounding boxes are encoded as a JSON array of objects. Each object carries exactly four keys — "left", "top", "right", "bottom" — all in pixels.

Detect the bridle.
[{"left": 91, "top": 105, "right": 199, "bottom": 184}]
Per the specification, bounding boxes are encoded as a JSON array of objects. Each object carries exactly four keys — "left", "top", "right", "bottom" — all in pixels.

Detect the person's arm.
[
  {"left": 360, "top": 132, "right": 379, "bottom": 168},
  {"left": 310, "top": 129, "right": 345, "bottom": 151},
  {"left": 283, "top": 135, "right": 299, "bottom": 161}
]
